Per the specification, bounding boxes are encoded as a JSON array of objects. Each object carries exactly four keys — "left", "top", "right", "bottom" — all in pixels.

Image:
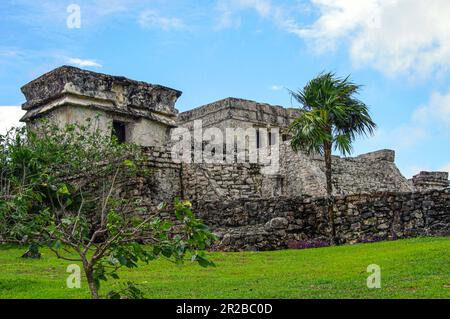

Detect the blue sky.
[{"left": 0, "top": 0, "right": 449, "bottom": 177}]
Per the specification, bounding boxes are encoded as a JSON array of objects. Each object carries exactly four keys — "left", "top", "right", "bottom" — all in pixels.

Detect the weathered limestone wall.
[
  {"left": 64, "top": 146, "right": 450, "bottom": 252},
  {"left": 121, "top": 144, "right": 443, "bottom": 207},
  {"left": 279, "top": 142, "right": 327, "bottom": 196},
  {"left": 81, "top": 146, "right": 449, "bottom": 253},
  {"left": 177, "top": 97, "right": 418, "bottom": 198},
  {"left": 159, "top": 143, "right": 415, "bottom": 202},
  {"left": 31, "top": 105, "right": 171, "bottom": 147},
  {"left": 411, "top": 171, "right": 449, "bottom": 191},
  {"left": 193, "top": 189, "right": 450, "bottom": 251},
  {"left": 182, "top": 163, "right": 264, "bottom": 201},
  {"left": 329, "top": 150, "right": 414, "bottom": 194},
  {"left": 280, "top": 143, "right": 414, "bottom": 197},
  {"left": 178, "top": 97, "right": 300, "bottom": 130},
  {"left": 129, "top": 119, "right": 171, "bottom": 147},
  {"left": 118, "top": 147, "right": 182, "bottom": 205},
  {"left": 33, "top": 104, "right": 112, "bottom": 133},
  {"left": 120, "top": 148, "right": 270, "bottom": 204}
]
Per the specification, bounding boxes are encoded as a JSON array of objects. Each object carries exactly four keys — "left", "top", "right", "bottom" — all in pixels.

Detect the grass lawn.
[{"left": 0, "top": 237, "right": 449, "bottom": 299}]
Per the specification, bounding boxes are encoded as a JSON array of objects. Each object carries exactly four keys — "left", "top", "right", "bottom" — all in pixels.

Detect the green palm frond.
[{"left": 289, "top": 72, "right": 376, "bottom": 156}]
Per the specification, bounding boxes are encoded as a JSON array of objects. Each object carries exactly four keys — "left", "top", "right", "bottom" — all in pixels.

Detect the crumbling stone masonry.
[
  {"left": 410, "top": 171, "right": 450, "bottom": 191},
  {"left": 195, "top": 189, "right": 450, "bottom": 251},
  {"left": 19, "top": 66, "right": 450, "bottom": 250}
]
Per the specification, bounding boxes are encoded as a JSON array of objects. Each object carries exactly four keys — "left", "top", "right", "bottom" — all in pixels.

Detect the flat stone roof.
[
  {"left": 178, "top": 97, "right": 301, "bottom": 127},
  {"left": 20, "top": 66, "right": 182, "bottom": 125}
]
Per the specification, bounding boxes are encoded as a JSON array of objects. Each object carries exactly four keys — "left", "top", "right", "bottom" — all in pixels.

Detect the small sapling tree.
[{"left": 0, "top": 119, "right": 216, "bottom": 299}]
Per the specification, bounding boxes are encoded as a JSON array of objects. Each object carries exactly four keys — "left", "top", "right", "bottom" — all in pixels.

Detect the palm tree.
[{"left": 288, "top": 72, "right": 376, "bottom": 244}]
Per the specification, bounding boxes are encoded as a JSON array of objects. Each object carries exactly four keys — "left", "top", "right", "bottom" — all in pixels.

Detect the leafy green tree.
[
  {"left": 0, "top": 119, "right": 216, "bottom": 299},
  {"left": 288, "top": 73, "right": 376, "bottom": 244}
]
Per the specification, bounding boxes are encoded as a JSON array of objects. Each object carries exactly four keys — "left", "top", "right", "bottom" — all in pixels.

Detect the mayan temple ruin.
[{"left": 19, "top": 66, "right": 450, "bottom": 250}]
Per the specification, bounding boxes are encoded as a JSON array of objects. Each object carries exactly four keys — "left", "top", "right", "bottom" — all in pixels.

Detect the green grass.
[{"left": 0, "top": 237, "right": 449, "bottom": 299}]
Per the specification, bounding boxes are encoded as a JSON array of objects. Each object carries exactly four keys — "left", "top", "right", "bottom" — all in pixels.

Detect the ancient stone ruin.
[{"left": 20, "top": 66, "right": 450, "bottom": 250}]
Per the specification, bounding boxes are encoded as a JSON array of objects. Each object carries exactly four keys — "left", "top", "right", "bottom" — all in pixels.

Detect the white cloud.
[
  {"left": 11, "top": 0, "right": 150, "bottom": 25},
  {"left": 440, "top": 163, "right": 450, "bottom": 174},
  {"left": 361, "top": 88, "right": 450, "bottom": 178},
  {"left": 138, "top": 10, "right": 184, "bottom": 31},
  {"left": 270, "top": 85, "right": 283, "bottom": 91},
  {"left": 218, "top": 0, "right": 272, "bottom": 17},
  {"left": 0, "top": 106, "right": 26, "bottom": 135},
  {"left": 215, "top": 0, "right": 273, "bottom": 30},
  {"left": 67, "top": 58, "right": 102, "bottom": 68},
  {"left": 215, "top": 5, "right": 240, "bottom": 30},
  {"left": 413, "top": 91, "right": 450, "bottom": 126},
  {"left": 364, "top": 88, "right": 450, "bottom": 152},
  {"left": 389, "top": 125, "right": 428, "bottom": 150},
  {"left": 87, "top": 0, "right": 134, "bottom": 17},
  {"left": 365, "top": 124, "right": 428, "bottom": 152},
  {"left": 0, "top": 49, "right": 24, "bottom": 58},
  {"left": 212, "top": 1, "right": 322, "bottom": 45},
  {"left": 297, "top": 0, "right": 450, "bottom": 77},
  {"left": 239, "top": 0, "right": 272, "bottom": 17}
]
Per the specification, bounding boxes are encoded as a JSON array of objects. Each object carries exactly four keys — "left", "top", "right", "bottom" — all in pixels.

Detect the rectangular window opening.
[
  {"left": 269, "top": 131, "right": 278, "bottom": 146},
  {"left": 112, "top": 121, "right": 127, "bottom": 143},
  {"left": 256, "top": 129, "right": 261, "bottom": 149}
]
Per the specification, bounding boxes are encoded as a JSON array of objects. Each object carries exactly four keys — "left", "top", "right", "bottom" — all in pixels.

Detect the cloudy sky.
[{"left": 1, "top": 0, "right": 449, "bottom": 177}]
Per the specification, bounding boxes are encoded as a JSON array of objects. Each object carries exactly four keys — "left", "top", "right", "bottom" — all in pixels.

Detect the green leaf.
[
  {"left": 123, "top": 159, "right": 135, "bottom": 168},
  {"left": 110, "top": 273, "right": 120, "bottom": 280},
  {"left": 53, "top": 240, "right": 62, "bottom": 250},
  {"left": 57, "top": 184, "right": 70, "bottom": 195},
  {"left": 61, "top": 218, "right": 72, "bottom": 226},
  {"left": 161, "top": 247, "right": 172, "bottom": 258},
  {"left": 107, "top": 290, "right": 121, "bottom": 299},
  {"left": 194, "top": 254, "right": 215, "bottom": 268}
]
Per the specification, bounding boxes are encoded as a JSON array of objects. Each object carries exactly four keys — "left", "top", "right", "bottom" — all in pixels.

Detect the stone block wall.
[
  {"left": 177, "top": 97, "right": 300, "bottom": 130},
  {"left": 119, "top": 145, "right": 447, "bottom": 209},
  {"left": 113, "top": 146, "right": 449, "bottom": 252},
  {"left": 193, "top": 189, "right": 450, "bottom": 251},
  {"left": 329, "top": 150, "right": 414, "bottom": 195},
  {"left": 331, "top": 190, "right": 450, "bottom": 243},
  {"left": 279, "top": 143, "right": 327, "bottom": 197},
  {"left": 279, "top": 144, "right": 414, "bottom": 197},
  {"left": 411, "top": 171, "right": 449, "bottom": 191},
  {"left": 120, "top": 147, "right": 269, "bottom": 204},
  {"left": 118, "top": 146, "right": 182, "bottom": 205},
  {"left": 182, "top": 162, "right": 264, "bottom": 201}
]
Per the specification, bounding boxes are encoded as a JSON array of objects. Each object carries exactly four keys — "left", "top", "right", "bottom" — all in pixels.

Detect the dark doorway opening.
[{"left": 112, "top": 121, "right": 126, "bottom": 143}]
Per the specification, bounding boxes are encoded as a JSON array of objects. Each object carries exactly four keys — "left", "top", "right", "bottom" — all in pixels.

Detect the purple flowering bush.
[{"left": 287, "top": 239, "right": 330, "bottom": 250}]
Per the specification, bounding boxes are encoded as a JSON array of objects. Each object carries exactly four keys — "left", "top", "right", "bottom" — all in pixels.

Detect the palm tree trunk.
[{"left": 323, "top": 142, "right": 337, "bottom": 245}]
